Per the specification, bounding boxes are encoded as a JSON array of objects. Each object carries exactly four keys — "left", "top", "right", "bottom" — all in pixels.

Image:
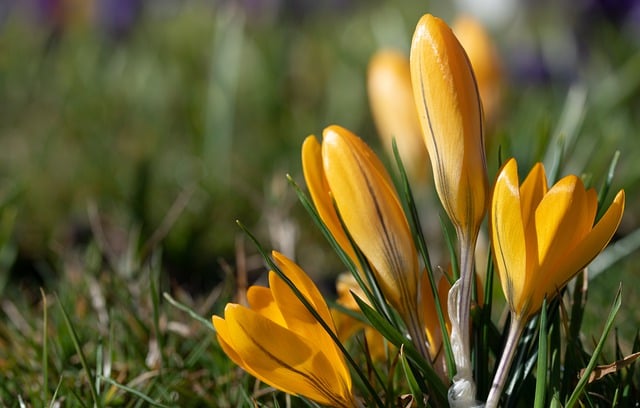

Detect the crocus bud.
[
  {"left": 410, "top": 14, "right": 489, "bottom": 240},
  {"left": 367, "top": 49, "right": 429, "bottom": 182}
]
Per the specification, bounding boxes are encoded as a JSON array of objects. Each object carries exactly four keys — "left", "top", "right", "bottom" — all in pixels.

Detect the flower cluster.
[{"left": 213, "top": 12, "right": 625, "bottom": 408}]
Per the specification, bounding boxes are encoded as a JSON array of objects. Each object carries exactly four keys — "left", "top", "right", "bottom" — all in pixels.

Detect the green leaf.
[
  {"left": 399, "top": 345, "right": 426, "bottom": 408},
  {"left": 565, "top": 285, "right": 623, "bottom": 407},
  {"left": 98, "top": 375, "right": 173, "bottom": 408},
  {"left": 353, "top": 295, "right": 448, "bottom": 407},
  {"left": 391, "top": 139, "right": 455, "bottom": 379},
  {"left": 57, "top": 294, "right": 100, "bottom": 407},
  {"left": 534, "top": 298, "right": 548, "bottom": 408}
]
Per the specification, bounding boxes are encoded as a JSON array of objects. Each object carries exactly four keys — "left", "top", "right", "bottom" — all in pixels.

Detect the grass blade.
[
  {"left": 57, "top": 294, "right": 100, "bottom": 406},
  {"left": 163, "top": 292, "right": 214, "bottom": 331},
  {"left": 98, "top": 375, "right": 172, "bottom": 408},
  {"left": 534, "top": 298, "right": 548, "bottom": 408},
  {"left": 565, "top": 285, "right": 623, "bottom": 407}
]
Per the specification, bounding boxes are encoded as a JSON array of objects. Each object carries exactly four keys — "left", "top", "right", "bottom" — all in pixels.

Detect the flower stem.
[
  {"left": 447, "top": 232, "right": 480, "bottom": 406},
  {"left": 485, "top": 315, "right": 525, "bottom": 408},
  {"left": 456, "top": 233, "right": 475, "bottom": 371}
]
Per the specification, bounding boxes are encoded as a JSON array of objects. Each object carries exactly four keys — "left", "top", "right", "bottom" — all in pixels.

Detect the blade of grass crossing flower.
[
  {"left": 40, "top": 288, "right": 48, "bottom": 403},
  {"left": 353, "top": 295, "right": 448, "bottom": 406},
  {"left": 98, "top": 375, "right": 172, "bottom": 408},
  {"left": 399, "top": 345, "right": 427, "bottom": 408},
  {"left": 287, "top": 175, "right": 397, "bottom": 326},
  {"left": 566, "top": 285, "right": 622, "bottom": 408},
  {"left": 391, "top": 139, "right": 455, "bottom": 378},
  {"left": 596, "top": 151, "right": 620, "bottom": 220},
  {"left": 57, "top": 294, "right": 100, "bottom": 406},
  {"left": 534, "top": 298, "right": 549, "bottom": 408},
  {"left": 236, "top": 220, "right": 385, "bottom": 408}
]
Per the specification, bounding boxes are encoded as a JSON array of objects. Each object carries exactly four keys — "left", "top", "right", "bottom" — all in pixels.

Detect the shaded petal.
[
  {"left": 491, "top": 158, "right": 528, "bottom": 315},
  {"left": 246, "top": 286, "right": 286, "bottom": 326},
  {"left": 519, "top": 162, "right": 547, "bottom": 229},
  {"left": 421, "top": 270, "right": 450, "bottom": 358},
  {"left": 302, "top": 136, "right": 359, "bottom": 266}
]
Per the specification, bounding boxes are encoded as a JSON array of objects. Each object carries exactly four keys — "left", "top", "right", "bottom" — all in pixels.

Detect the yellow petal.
[
  {"left": 410, "top": 13, "right": 488, "bottom": 237},
  {"left": 321, "top": 125, "right": 419, "bottom": 313},
  {"left": 519, "top": 162, "right": 547, "bottom": 230},
  {"left": 490, "top": 158, "right": 528, "bottom": 315},
  {"left": 271, "top": 251, "right": 336, "bottom": 333},
  {"left": 302, "top": 136, "right": 359, "bottom": 267},
  {"left": 270, "top": 252, "right": 351, "bottom": 385},
  {"left": 367, "top": 49, "right": 428, "bottom": 182},
  {"left": 532, "top": 190, "right": 625, "bottom": 312},
  {"left": 224, "top": 304, "right": 353, "bottom": 407},
  {"left": 212, "top": 315, "right": 252, "bottom": 373},
  {"left": 533, "top": 176, "right": 594, "bottom": 277}
]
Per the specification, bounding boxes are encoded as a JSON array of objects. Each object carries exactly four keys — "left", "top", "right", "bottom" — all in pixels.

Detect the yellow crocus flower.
[
  {"left": 367, "top": 49, "right": 429, "bottom": 182},
  {"left": 490, "top": 158, "right": 625, "bottom": 321},
  {"left": 410, "top": 13, "right": 488, "bottom": 239},
  {"left": 320, "top": 125, "right": 418, "bottom": 315},
  {"left": 410, "top": 15, "right": 489, "bottom": 401},
  {"left": 212, "top": 251, "right": 355, "bottom": 408},
  {"left": 304, "top": 125, "right": 430, "bottom": 359}
]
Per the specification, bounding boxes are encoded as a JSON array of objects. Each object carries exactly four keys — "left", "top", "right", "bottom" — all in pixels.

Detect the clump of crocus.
[
  {"left": 212, "top": 251, "right": 356, "bottom": 408},
  {"left": 453, "top": 15, "right": 503, "bottom": 129},
  {"left": 486, "top": 158, "right": 625, "bottom": 407},
  {"left": 410, "top": 13, "right": 489, "bottom": 404},
  {"left": 303, "top": 125, "right": 430, "bottom": 361},
  {"left": 367, "top": 49, "right": 429, "bottom": 183}
]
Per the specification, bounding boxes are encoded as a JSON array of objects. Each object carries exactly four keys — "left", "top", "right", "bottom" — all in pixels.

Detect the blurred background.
[{"left": 1, "top": 0, "right": 639, "bottom": 335}]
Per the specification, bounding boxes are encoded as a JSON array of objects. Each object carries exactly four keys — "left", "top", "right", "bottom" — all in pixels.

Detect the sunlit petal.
[
  {"left": 224, "top": 305, "right": 351, "bottom": 406},
  {"left": 519, "top": 162, "right": 547, "bottom": 229},
  {"left": 322, "top": 125, "right": 419, "bottom": 312},
  {"left": 491, "top": 159, "right": 527, "bottom": 314},
  {"left": 534, "top": 190, "right": 625, "bottom": 308}
]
